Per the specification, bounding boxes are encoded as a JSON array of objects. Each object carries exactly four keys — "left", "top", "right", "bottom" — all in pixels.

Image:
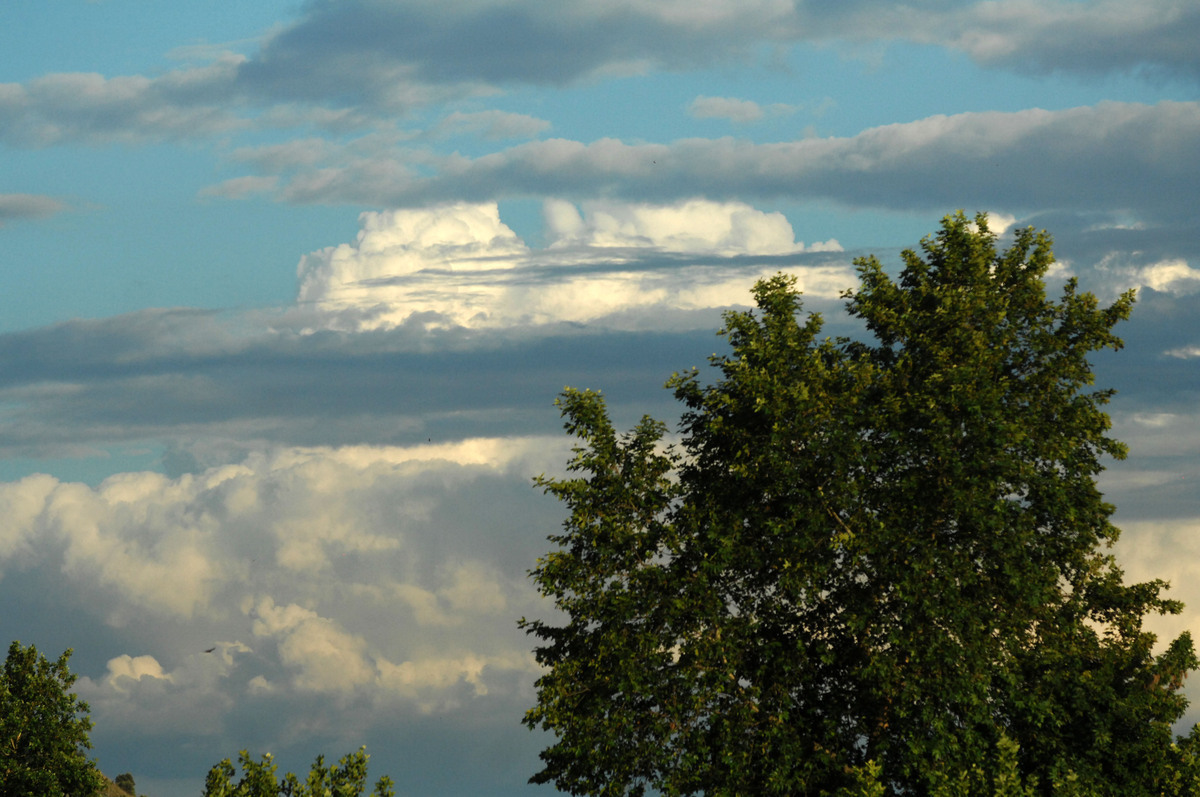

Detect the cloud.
[
  {"left": 295, "top": 199, "right": 849, "bottom": 330},
  {"left": 689, "top": 96, "right": 765, "bottom": 123},
  {"left": 295, "top": 202, "right": 531, "bottom": 309},
  {"left": 198, "top": 175, "right": 279, "bottom": 200},
  {"left": 78, "top": 648, "right": 247, "bottom": 737},
  {"left": 687, "top": 96, "right": 795, "bottom": 124},
  {"left": 934, "top": 0, "right": 1200, "bottom": 81},
  {"left": 4, "top": 438, "right": 559, "bottom": 734},
  {"left": 249, "top": 597, "right": 378, "bottom": 693},
  {"left": 0, "top": 305, "right": 715, "bottom": 457},
  {"left": 23, "top": 435, "right": 568, "bottom": 794},
  {"left": 433, "top": 110, "right": 550, "bottom": 140},
  {"left": 5, "top": 198, "right": 1195, "bottom": 463},
  {"left": 0, "top": 439, "right": 557, "bottom": 615},
  {"left": 241, "top": 0, "right": 1200, "bottom": 99},
  {"left": 0, "top": 1, "right": 1194, "bottom": 152},
  {"left": 244, "top": 102, "right": 1200, "bottom": 228},
  {"left": 1095, "top": 257, "right": 1200, "bottom": 297},
  {"left": 235, "top": 0, "right": 793, "bottom": 100},
  {"left": 1111, "top": 517, "right": 1200, "bottom": 686},
  {"left": 0, "top": 193, "right": 67, "bottom": 225},
  {"left": 543, "top": 198, "right": 836, "bottom": 255},
  {"left": 0, "top": 56, "right": 248, "bottom": 146}
]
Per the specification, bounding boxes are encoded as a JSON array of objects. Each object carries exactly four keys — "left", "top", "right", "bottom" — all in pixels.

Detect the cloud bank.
[{"left": 2, "top": 1, "right": 1196, "bottom": 149}]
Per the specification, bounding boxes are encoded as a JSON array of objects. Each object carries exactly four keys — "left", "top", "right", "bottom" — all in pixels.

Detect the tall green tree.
[
  {"left": 202, "top": 747, "right": 394, "bottom": 797},
  {"left": 0, "top": 641, "right": 105, "bottom": 797},
  {"left": 521, "top": 213, "right": 1197, "bottom": 796}
]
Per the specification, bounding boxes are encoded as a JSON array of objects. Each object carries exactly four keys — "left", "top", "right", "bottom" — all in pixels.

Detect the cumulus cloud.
[
  {"left": 0, "top": 193, "right": 67, "bottom": 225},
  {"left": 1112, "top": 517, "right": 1200, "bottom": 696},
  {"left": 295, "top": 202, "right": 531, "bottom": 314},
  {"left": 4, "top": 437, "right": 558, "bottom": 742},
  {"left": 78, "top": 647, "right": 249, "bottom": 737},
  {"left": 1094, "top": 257, "right": 1200, "bottom": 297},
  {"left": 542, "top": 198, "right": 819, "bottom": 254},
  {"left": 249, "top": 598, "right": 378, "bottom": 693},
  {"left": 0, "top": 439, "right": 554, "bottom": 614},
  {"left": 295, "top": 199, "right": 849, "bottom": 330}
]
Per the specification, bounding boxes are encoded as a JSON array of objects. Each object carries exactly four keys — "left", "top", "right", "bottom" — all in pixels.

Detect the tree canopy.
[
  {"left": 202, "top": 747, "right": 394, "bottom": 797},
  {"left": 0, "top": 640, "right": 105, "bottom": 797},
  {"left": 521, "top": 212, "right": 1197, "bottom": 796}
]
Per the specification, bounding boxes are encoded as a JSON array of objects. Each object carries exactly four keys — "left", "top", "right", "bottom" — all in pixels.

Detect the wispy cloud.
[
  {"left": 0, "top": 192, "right": 67, "bottom": 225},
  {"left": 688, "top": 96, "right": 794, "bottom": 124}
]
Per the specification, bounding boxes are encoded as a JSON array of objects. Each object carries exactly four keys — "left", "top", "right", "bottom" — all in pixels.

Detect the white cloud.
[
  {"left": 1165, "top": 345, "right": 1200, "bottom": 359},
  {"left": 77, "top": 643, "right": 254, "bottom": 737},
  {"left": 1093, "top": 255, "right": 1200, "bottom": 298},
  {"left": 0, "top": 436, "right": 555, "bottom": 614},
  {"left": 101, "top": 654, "right": 175, "bottom": 691},
  {"left": 1112, "top": 518, "right": 1200, "bottom": 662},
  {"left": 295, "top": 199, "right": 849, "bottom": 331},
  {"left": 544, "top": 198, "right": 811, "bottom": 255},
  {"left": 5, "top": 435, "right": 560, "bottom": 749},
  {"left": 249, "top": 597, "right": 377, "bottom": 693}
]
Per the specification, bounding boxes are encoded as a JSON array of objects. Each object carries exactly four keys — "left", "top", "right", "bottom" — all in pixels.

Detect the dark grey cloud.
[
  {"left": 3, "top": 1, "right": 1196, "bottom": 149},
  {"left": 241, "top": 0, "right": 1200, "bottom": 100},
  {"left": 267, "top": 102, "right": 1200, "bottom": 226},
  {"left": 938, "top": 0, "right": 1200, "bottom": 81},
  {"left": 0, "top": 304, "right": 723, "bottom": 458},
  {"left": 236, "top": 0, "right": 782, "bottom": 100}
]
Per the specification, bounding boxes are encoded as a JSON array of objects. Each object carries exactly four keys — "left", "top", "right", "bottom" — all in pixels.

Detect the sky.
[{"left": 1, "top": 1, "right": 1198, "bottom": 794}]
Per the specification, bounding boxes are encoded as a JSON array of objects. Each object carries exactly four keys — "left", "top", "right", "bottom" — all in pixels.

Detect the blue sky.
[{"left": 1, "top": 1, "right": 1199, "bottom": 794}]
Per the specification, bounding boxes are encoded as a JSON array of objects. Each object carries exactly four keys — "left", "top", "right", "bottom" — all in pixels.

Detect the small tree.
[
  {"left": 202, "top": 747, "right": 394, "bottom": 797},
  {"left": 522, "top": 213, "right": 1197, "bottom": 795},
  {"left": 0, "top": 640, "right": 105, "bottom": 797},
  {"left": 114, "top": 772, "right": 136, "bottom": 795}
]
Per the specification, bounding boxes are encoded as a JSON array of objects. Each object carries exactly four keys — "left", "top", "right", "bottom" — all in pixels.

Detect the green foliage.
[
  {"left": 114, "top": 772, "right": 135, "bottom": 795},
  {"left": 0, "top": 640, "right": 105, "bottom": 797},
  {"left": 201, "top": 747, "right": 394, "bottom": 797},
  {"left": 1159, "top": 724, "right": 1200, "bottom": 797},
  {"left": 522, "top": 213, "right": 1198, "bottom": 796}
]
